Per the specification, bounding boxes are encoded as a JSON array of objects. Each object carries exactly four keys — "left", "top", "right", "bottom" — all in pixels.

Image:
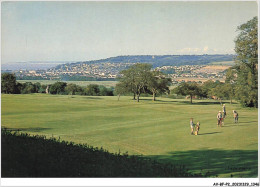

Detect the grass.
[
  {"left": 16, "top": 80, "right": 118, "bottom": 88},
  {"left": 1, "top": 94, "right": 258, "bottom": 177}
]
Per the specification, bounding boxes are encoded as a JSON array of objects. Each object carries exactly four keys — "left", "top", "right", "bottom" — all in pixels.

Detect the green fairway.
[{"left": 1, "top": 94, "right": 258, "bottom": 177}]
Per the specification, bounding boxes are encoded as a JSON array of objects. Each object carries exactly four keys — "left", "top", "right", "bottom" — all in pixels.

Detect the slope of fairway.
[{"left": 1, "top": 94, "right": 258, "bottom": 177}]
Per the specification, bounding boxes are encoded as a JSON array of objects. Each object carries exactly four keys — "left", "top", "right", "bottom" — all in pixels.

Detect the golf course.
[{"left": 1, "top": 94, "right": 258, "bottom": 177}]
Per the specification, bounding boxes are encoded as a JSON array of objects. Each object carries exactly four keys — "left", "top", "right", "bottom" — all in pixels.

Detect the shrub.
[
  {"left": 84, "top": 84, "right": 100, "bottom": 96},
  {"left": 1, "top": 129, "right": 203, "bottom": 177},
  {"left": 49, "top": 82, "right": 67, "bottom": 94}
]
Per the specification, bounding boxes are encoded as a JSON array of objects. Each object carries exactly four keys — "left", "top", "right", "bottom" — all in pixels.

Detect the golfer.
[
  {"left": 195, "top": 122, "right": 200, "bottom": 135},
  {"left": 217, "top": 111, "right": 222, "bottom": 127},
  {"left": 223, "top": 104, "right": 226, "bottom": 118},
  {"left": 190, "top": 118, "right": 194, "bottom": 135},
  {"left": 233, "top": 110, "right": 239, "bottom": 123}
]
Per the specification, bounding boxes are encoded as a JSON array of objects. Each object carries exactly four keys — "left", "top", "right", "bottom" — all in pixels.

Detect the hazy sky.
[{"left": 1, "top": 1, "right": 258, "bottom": 63}]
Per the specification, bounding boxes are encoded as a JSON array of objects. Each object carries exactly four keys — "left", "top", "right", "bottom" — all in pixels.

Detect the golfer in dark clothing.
[{"left": 223, "top": 104, "right": 226, "bottom": 118}]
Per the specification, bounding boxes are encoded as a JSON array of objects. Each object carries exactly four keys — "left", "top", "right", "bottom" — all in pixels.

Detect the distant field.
[
  {"left": 17, "top": 80, "right": 118, "bottom": 88},
  {"left": 2, "top": 94, "right": 258, "bottom": 177},
  {"left": 202, "top": 65, "right": 231, "bottom": 70},
  {"left": 171, "top": 77, "right": 225, "bottom": 83},
  {"left": 209, "top": 61, "right": 235, "bottom": 66}
]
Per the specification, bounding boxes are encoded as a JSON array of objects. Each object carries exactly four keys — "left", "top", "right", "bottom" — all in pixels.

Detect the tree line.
[
  {"left": 172, "top": 80, "right": 234, "bottom": 104},
  {"left": 1, "top": 74, "right": 114, "bottom": 96},
  {"left": 113, "top": 65, "right": 239, "bottom": 105}
]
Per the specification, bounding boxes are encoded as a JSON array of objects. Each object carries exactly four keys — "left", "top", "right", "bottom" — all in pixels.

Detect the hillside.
[
  {"left": 54, "top": 54, "right": 235, "bottom": 70},
  {"left": 10, "top": 54, "right": 235, "bottom": 81}
]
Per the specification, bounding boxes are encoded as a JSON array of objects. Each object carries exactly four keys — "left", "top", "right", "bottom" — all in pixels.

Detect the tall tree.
[
  {"left": 234, "top": 16, "right": 258, "bottom": 107},
  {"left": 201, "top": 80, "right": 220, "bottom": 98},
  {"left": 119, "top": 66, "right": 138, "bottom": 100},
  {"left": 1, "top": 73, "right": 18, "bottom": 94},
  {"left": 115, "top": 82, "right": 128, "bottom": 101},
  {"left": 132, "top": 63, "right": 152, "bottom": 102},
  {"left": 222, "top": 84, "right": 235, "bottom": 104},
  {"left": 147, "top": 71, "right": 171, "bottom": 101},
  {"left": 225, "top": 68, "right": 237, "bottom": 104},
  {"left": 173, "top": 82, "right": 201, "bottom": 104},
  {"left": 117, "top": 63, "right": 152, "bottom": 102},
  {"left": 209, "top": 83, "right": 226, "bottom": 105}
]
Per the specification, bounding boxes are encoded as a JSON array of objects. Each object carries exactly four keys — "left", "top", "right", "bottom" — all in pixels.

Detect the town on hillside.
[
  {"left": 2, "top": 62, "right": 232, "bottom": 84},
  {"left": 1, "top": 54, "right": 234, "bottom": 83}
]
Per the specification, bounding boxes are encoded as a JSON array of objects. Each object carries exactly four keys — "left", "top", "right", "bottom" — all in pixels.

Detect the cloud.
[
  {"left": 203, "top": 46, "right": 209, "bottom": 52},
  {"left": 177, "top": 48, "right": 201, "bottom": 53},
  {"left": 177, "top": 46, "right": 231, "bottom": 54}
]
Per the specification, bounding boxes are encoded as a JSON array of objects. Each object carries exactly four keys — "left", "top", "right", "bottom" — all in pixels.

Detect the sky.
[{"left": 1, "top": 1, "right": 258, "bottom": 64}]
